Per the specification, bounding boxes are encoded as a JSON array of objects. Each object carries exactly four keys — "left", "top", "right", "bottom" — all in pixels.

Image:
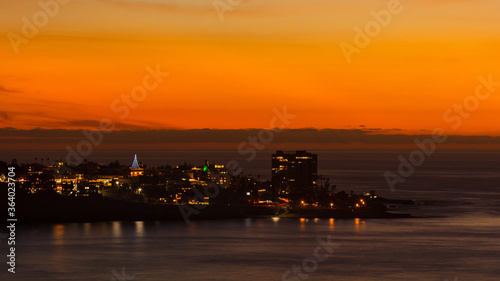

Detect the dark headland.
[
  {"left": 4, "top": 151, "right": 415, "bottom": 224},
  {"left": 15, "top": 193, "right": 413, "bottom": 224}
]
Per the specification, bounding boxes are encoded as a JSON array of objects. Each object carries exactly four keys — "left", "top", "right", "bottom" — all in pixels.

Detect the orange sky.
[{"left": 1, "top": 0, "right": 500, "bottom": 136}]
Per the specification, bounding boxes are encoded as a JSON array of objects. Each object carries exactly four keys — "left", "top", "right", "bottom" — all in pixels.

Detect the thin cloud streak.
[
  {"left": 0, "top": 85, "right": 21, "bottom": 95},
  {"left": 1, "top": 128, "right": 500, "bottom": 145}
]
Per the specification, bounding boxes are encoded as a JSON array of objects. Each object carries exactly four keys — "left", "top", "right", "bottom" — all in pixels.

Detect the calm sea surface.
[{"left": 2, "top": 151, "right": 500, "bottom": 280}]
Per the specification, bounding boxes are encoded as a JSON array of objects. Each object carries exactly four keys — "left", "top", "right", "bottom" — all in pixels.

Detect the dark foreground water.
[
  {"left": 8, "top": 216, "right": 500, "bottom": 281},
  {"left": 2, "top": 151, "right": 500, "bottom": 280}
]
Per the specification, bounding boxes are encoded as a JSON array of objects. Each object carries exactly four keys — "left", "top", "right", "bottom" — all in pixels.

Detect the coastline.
[{"left": 17, "top": 194, "right": 414, "bottom": 224}]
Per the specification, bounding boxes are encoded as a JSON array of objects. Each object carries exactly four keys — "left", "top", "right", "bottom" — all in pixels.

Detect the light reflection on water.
[
  {"left": 52, "top": 224, "right": 65, "bottom": 246},
  {"left": 15, "top": 216, "right": 500, "bottom": 281},
  {"left": 135, "top": 221, "right": 145, "bottom": 237},
  {"left": 10, "top": 152, "right": 500, "bottom": 280},
  {"left": 111, "top": 221, "right": 122, "bottom": 238},
  {"left": 82, "top": 222, "right": 91, "bottom": 238}
]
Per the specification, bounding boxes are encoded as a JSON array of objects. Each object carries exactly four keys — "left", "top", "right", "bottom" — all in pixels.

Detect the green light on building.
[{"left": 203, "top": 166, "right": 208, "bottom": 172}]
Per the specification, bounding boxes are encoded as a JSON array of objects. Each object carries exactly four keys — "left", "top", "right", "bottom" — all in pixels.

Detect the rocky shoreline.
[{"left": 17, "top": 194, "right": 414, "bottom": 223}]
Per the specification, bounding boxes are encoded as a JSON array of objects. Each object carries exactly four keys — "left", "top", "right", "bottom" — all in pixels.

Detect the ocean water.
[
  {"left": 10, "top": 217, "right": 500, "bottom": 281},
  {"left": 2, "top": 151, "right": 500, "bottom": 280}
]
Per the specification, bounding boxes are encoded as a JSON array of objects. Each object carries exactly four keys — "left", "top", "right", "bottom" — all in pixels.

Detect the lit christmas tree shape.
[{"left": 131, "top": 154, "right": 140, "bottom": 169}]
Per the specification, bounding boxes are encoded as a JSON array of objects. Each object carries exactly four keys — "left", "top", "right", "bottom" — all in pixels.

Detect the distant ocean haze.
[{"left": 3, "top": 128, "right": 500, "bottom": 151}]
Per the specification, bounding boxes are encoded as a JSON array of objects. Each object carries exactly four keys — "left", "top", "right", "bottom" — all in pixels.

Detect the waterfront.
[
  {"left": 3, "top": 150, "right": 500, "bottom": 205},
  {"left": 3, "top": 151, "right": 500, "bottom": 280}
]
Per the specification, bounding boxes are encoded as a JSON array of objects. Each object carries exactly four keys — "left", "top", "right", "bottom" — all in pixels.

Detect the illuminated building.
[
  {"left": 203, "top": 160, "right": 230, "bottom": 186},
  {"left": 130, "top": 154, "right": 144, "bottom": 177},
  {"left": 272, "top": 150, "right": 317, "bottom": 195}
]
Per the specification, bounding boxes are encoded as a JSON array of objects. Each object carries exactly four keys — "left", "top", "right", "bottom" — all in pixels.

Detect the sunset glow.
[{"left": 2, "top": 0, "right": 500, "bottom": 136}]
